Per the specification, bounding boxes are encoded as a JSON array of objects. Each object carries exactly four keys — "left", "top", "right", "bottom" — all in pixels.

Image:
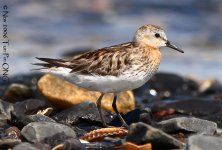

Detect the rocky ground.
[{"left": 0, "top": 72, "right": 222, "bottom": 150}]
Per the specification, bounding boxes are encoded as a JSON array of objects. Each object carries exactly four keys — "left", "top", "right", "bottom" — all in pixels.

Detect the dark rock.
[
  {"left": 3, "top": 83, "right": 33, "bottom": 103},
  {"left": 110, "top": 108, "right": 156, "bottom": 126},
  {"left": 126, "top": 122, "right": 185, "bottom": 149},
  {"left": 110, "top": 109, "right": 141, "bottom": 126},
  {"left": 21, "top": 114, "right": 56, "bottom": 125},
  {"left": 133, "top": 84, "right": 160, "bottom": 104},
  {"left": 147, "top": 72, "right": 199, "bottom": 99},
  {"left": 159, "top": 117, "right": 217, "bottom": 135},
  {"left": 53, "top": 101, "right": 112, "bottom": 126},
  {"left": 0, "top": 99, "right": 14, "bottom": 119},
  {"left": 21, "top": 122, "right": 77, "bottom": 147},
  {"left": 0, "top": 73, "right": 42, "bottom": 98},
  {"left": 151, "top": 99, "right": 222, "bottom": 117},
  {"left": 13, "top": 142, "right": 50, "bottom": 150},
  {"left": 13, "top": 99, "right": 48, "bottom": 116},
  {"left": 202, "top": 110, "right": 222, "bottom": 128},
  {"left": 186, "top": 135, "right": 222, "bottom": 150},
  {"left": 139, "top": 107, "right": 156, "bottom": 126}
]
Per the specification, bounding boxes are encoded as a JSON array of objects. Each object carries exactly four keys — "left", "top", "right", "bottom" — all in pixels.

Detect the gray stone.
[
  {"left": 159, "top": 117, "right": 217, "bottom": 135},
  {"left": 126, "top": 122, "right": 185, "bottom": 149},
  {"left": 186, "top": 135, "right": 222, "bottom": 150},
  {"left": 53, "top": 101, "right": 111, "bottom": 125},
  {"left": 13, "top": 99, "right": 47, "bottom": 116},
  {"left": 0, "top": 99, "right": 14, "bottom": 119},
  {"left": 21, "top": 122, "right": 77, "bottom": 147},
  {"left": 21, "top": 114, "right": 56, "bottom": 125}
]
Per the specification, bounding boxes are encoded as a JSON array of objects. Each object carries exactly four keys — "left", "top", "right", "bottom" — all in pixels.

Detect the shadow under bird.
[{"left": 33, "top": 24, "right": 184, "bottom": 127}]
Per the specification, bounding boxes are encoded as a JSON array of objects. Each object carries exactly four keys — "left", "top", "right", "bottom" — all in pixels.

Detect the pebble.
[
  {"left": 21, "top": 114, "right": 56, "bottom": 125},
  {"left": 0, "top": 99, "right": 14, "bottom": 119},
  {"left": 21, "top": 122, "right": 77, "bottom": 147},
  {"left": 159, "top": 117, "right": 217, "bottom": 135},
  {"left": 126, "top": 122, "right": 185, "bottom": 149},
  {"left": 13, "top": 99, "right": 48, "bottom": 116},
  {"left": 3, "top": 83, "right": 33, "bottom": 103}
]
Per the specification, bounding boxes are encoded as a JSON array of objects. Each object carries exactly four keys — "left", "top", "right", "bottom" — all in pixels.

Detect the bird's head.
[{"left": 133, "top": 25, "right": 184, "bottom": 53}]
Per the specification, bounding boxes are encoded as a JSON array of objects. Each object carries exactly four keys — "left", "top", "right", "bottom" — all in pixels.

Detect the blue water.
[{"left": 2, "top": 0, "right": 222, "bottom": 81}]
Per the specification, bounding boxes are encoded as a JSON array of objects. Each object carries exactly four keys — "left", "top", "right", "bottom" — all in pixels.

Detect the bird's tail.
[
  {"left": 33, "top": 57, "right": 67, "bottom": 67},
  {"left": 32, "top": 57, "right": 70, "bottom": 72}
]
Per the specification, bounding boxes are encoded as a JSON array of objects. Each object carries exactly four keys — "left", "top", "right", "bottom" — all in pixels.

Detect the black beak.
[{"left": 166, "top": 40, "right": 184, "bottom": 53}]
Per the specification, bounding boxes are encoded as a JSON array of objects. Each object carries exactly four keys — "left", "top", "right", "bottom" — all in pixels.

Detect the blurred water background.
[{"left": 2, "top": 0, "right": 222, "bottom": 81}]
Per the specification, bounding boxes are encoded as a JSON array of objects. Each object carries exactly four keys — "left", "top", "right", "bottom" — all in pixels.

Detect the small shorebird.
[{"left": 34, "top": 25, "right": 183, "bottom": 127}]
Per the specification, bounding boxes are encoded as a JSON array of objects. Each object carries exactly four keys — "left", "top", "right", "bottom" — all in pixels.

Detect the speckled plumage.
[{"left": 34, "top": 24, "right": 183, "bottom": 127}]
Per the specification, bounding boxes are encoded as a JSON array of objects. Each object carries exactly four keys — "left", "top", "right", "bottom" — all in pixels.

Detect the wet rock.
[
  {"left": 53, "top": 101, "right": 112, "bottom": 126},
  {"left": 133, "top": 84, "right": 160, "bottom": 104},
  {"left": 159, "top": 117, "right": 217, "bottom": 135},
  {"left": 21, "top": 122, "right": 77, "bottom": 147},
  {"left": 13, "top": 142, "right": 50, "bottom": 150},
  {"left": 38, "top": 74, "right": 135, "bottom": 113},
  {"left": 203, "top": 110, "right": 222, "bottom": 128},
  {"left": 126, "top": 122, "right": 185, "bottom": 149},
  {"left": 3, "top": 83, "right": 33, "bottom": 103},
  {"left": 147, "top": 73, "right": 199, "bottom": 99},
  {"left": 111, "top": 108, "right": 156, "bottom": 127},
  {"left": 186, "top": 135, "right": 222, "bottom": 150},
  {"left": 0, "top": 99, "right": 14, "bottom": 119},
  {"left": 13, "top": 99, "right": 48, "bottom": 116},
  {"left": 139, "top": 107, "right": 156, "bottom": 126},
  {"left": 151, "top": 99, "right": 222, "bottom": 117},
  {"left": 110, "top": 109, "right": 141, "bottom": 126},
  {"left": 21, "top": 114, "right": 56, "bottom": 125}
]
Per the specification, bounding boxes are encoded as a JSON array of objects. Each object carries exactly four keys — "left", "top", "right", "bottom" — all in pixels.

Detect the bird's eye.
[{"left": 155, "top": 33, "right": 160, "bottom": 38}]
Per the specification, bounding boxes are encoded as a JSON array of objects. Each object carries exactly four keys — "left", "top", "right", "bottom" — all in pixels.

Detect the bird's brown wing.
[
  {"left": 34, "top": 42, "right": 134, "bottom": 76},
  {"left": 68, "top": 42, "right": 134, "bottom": 76}
]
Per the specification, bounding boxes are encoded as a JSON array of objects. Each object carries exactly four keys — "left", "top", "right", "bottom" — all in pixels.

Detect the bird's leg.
[
  {"left": 112, "top": 93, "right": 128, "bottom": 128},
  {"left": 96, "top": 93, "right": 108, "bottom": 127}
]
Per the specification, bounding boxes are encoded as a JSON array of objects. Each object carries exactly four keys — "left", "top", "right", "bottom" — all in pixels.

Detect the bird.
[{"left": 33, "top": 24, "right": 184, "bottom": 127}]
